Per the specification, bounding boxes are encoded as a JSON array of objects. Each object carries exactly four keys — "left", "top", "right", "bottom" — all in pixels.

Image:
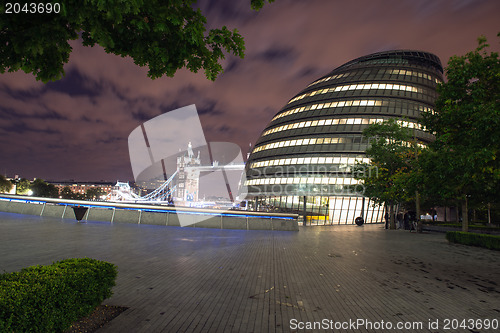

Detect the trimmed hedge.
[
  {"left": 446, "top": 231, "right": 500, "bottom": 251},
  {"left": 424, "top": 221, "right": 499, "bottom": 231},
  {"left": 0, "top": 258, "right": 117, "bottom": 332}
]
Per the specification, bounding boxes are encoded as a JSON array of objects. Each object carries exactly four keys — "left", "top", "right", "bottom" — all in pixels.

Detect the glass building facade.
[{"left": 244, "top": 50, "right": 444, "bottom": 225}]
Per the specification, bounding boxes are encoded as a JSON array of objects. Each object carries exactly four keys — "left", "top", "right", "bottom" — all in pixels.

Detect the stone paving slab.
[{"left": 0, "top": 212, "right": 499, "bottom": 332}]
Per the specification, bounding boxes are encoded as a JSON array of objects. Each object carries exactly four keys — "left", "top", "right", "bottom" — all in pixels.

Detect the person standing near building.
[
  {"left": 397, "top": 212, "right": 403, "bottom": 229},
  {"left": 404, "top": 212, "right": 410, "bottom": 230}
]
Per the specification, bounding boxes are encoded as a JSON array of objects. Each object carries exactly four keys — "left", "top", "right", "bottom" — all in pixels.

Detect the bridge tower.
[{"left": 176, "top": 142, "right": 201, "bottom": 203}]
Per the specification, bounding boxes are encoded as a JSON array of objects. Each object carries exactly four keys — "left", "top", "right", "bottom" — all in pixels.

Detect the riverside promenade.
[{"left": 1, "top": 212, "right": 499, "bottom": 332}]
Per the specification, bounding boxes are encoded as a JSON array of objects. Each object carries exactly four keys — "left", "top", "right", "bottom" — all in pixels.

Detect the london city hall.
[{"left": 244, "top": 50, "right": 444, "bottom": 225}]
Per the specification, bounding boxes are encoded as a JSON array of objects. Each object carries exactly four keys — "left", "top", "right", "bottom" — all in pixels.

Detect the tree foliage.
[
  {"left": 420, "top": 34, "right": 500, "bottom": 230},
  {"left": 60, "top": 186, "right": 75, "bottom": 199},
  {"left": 85, "top": 187, "right": 105, "bottom": 200},
  {"left": 354, "top": 119, "right": 419, "bottom": 229},
  {"left": 30, "top": 178, "right": 59, "bottom": 198},
  {"left": 251, "top": 0, "right": 275, "bottom": 10},
  {"left": 0, "top": 0, "right": 274, "bottom": 82},
  {"left": 0, "top": 174, "right": 12, "bottom": 193},
  {"left": 14, "top": 178, "right": 31, "bottom": 195}
]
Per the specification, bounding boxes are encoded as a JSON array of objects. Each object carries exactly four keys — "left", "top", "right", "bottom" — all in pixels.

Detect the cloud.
[{"left": 0, "top": 71, "right": 45, "bottom": 92}]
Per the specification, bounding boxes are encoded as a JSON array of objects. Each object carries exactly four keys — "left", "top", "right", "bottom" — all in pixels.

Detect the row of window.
[
  {"left": 357, "top": 58, "right": 408, "bottom": 66},
  {"left": 253, "top": 137, "right": 348, "bottom": 153},
  {"left": 250, "top": 156, "right": 371, "bottom": 169},
  {"left": 300, "top": 89, "right": 437, "bottom": 104},
  {"left": 263, "top": 196, "right": 384, "bottom": 224},
  {"left": 272, "top": 99, "right": 434, "bottom": 122},
  {"left": 245, "top": 176, "right": 359, "bottom": 186},
  {"left": 389, "top": 69, "right": 440, "bottom": 83},
  {"left": 262, "top": 117, "right": 422, "bottom": 137},
  {"left": 308, "top": 72, "right": 351, "bottom": 87},
  {"left": 253, "top": 135, "right": 427, "bottom": 154},
  {"left": 288, "top": 83, "right": 425, "bottom": 104},
  {"left": 307, "top": 68, "right": 440, "bottom": 88}
]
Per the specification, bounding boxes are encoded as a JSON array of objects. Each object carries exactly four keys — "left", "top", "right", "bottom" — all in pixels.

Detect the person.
[
  {"left": 397, "top": 212, "right": 403, "bottom": 229},
  {"left": 403, "top": 212, "right": 410, "bottom": 230},
  {"left": 384, "top": 211, "right": 389, "bottom": 229}
]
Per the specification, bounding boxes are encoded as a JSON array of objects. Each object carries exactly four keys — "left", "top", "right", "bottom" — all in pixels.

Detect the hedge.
[
  {"left": 0, "top": 258, "right": 117, "bottom": 332},
  {"left": 446, "top": 231, "right": 500, "bottom": 251},
  {"left": 424, "top": 221, "right": 499, "bottom": 231}
]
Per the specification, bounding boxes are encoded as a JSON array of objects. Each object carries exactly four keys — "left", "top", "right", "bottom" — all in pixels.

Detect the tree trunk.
[
  {"left": 462, "top": 195, "right": 468, "bottom": 232},
  {"left": 488, "top": 202, "right": 492, "bottom": 226},
  {"left": 456, "top": 201, "right": 460, "bottom": 223},
  {"left": 389, "top": 203, "right": 396, "bottom": 230},
  {"left": 415, "top": 190, "right": 420, "bottom": 223}
]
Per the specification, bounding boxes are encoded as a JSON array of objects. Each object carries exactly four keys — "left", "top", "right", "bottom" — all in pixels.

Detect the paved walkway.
[{"left": 1, "top": 212, "right": 499, "bottom": 332}]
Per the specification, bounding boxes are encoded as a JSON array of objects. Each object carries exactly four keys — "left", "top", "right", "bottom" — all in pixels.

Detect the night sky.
[{"left": 1, "top": 0, "right": 499, "bottom": 182}]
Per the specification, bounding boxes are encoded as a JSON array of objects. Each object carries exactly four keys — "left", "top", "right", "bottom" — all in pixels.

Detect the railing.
[{"left": 0, "top": 194, "right": 299, "bottom": 231}]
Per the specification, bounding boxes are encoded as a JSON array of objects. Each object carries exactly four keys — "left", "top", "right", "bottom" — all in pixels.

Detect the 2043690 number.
[
  {"left": 5, "top": 2, "right": 61, "bottom": 14},
  {"left": 443, "top": 318, "right": 498, "bottom": 330}
]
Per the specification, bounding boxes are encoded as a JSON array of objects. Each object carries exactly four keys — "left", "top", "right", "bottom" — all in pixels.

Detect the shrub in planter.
[
  {"left": 0, "top": 258, "right": 117, "bottom": 332},
  {"left": 446, "top": 231, "right": 500, "bottom": 250}
]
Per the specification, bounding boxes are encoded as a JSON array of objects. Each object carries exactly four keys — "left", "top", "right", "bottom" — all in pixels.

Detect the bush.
[
  {"left": 0, "top": 258, "right": 117, "bottom": 332},
  {"left": 446, "top": 231, "right": 500, "bottom": 251},
  {"left": 425, "top": 221, "right": 499, "bottom": 230}
]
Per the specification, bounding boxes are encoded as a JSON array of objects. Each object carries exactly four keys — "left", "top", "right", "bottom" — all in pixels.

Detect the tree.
[
  {"left": 14, "top": 178, "right": 31, "bottom": 195},
  {"left": 85, "top": 187, "right": 105, "bottom": 200},
  {"left": 354, "top": 119, "right": 419, "bottom": 229},
  {"left": 30, "top": 178, "right": 59, "bottom": 198},
  {"left": 0, "top": 0, "right": 274, "bottom": 82},
  {"left": 421, "top": 34, "right": 500, "bottom": 231},
  {"left": 0, "top": 174, "right": 12, "bottom": 193},
  {"left": 60, "top": 186, "right": 75, "bottom": 199}
]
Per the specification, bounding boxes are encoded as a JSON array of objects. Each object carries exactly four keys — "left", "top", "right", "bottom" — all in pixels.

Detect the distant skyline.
[{"left": 1, "top": 0, "right": 499, "bottom": 182}]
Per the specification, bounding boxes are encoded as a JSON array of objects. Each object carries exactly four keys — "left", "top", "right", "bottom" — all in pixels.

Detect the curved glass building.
[{"left": 244, "top": 50, "right": 444, "bottom": 224}]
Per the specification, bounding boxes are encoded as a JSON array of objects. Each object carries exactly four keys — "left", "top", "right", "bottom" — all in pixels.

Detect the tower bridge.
[{"left": 106, "top": 143, "right": 245, "bottom": 206}]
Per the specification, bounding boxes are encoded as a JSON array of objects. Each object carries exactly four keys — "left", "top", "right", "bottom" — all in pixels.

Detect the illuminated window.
[
  {"left": 272, "top": 99, "right": 392, "bottom": 122},
  {"left": 262, "top": 118, "right": 421, "bottom": 136},
  {"left": 287, "top": 83, "right": 423, "bottom": 104}
]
